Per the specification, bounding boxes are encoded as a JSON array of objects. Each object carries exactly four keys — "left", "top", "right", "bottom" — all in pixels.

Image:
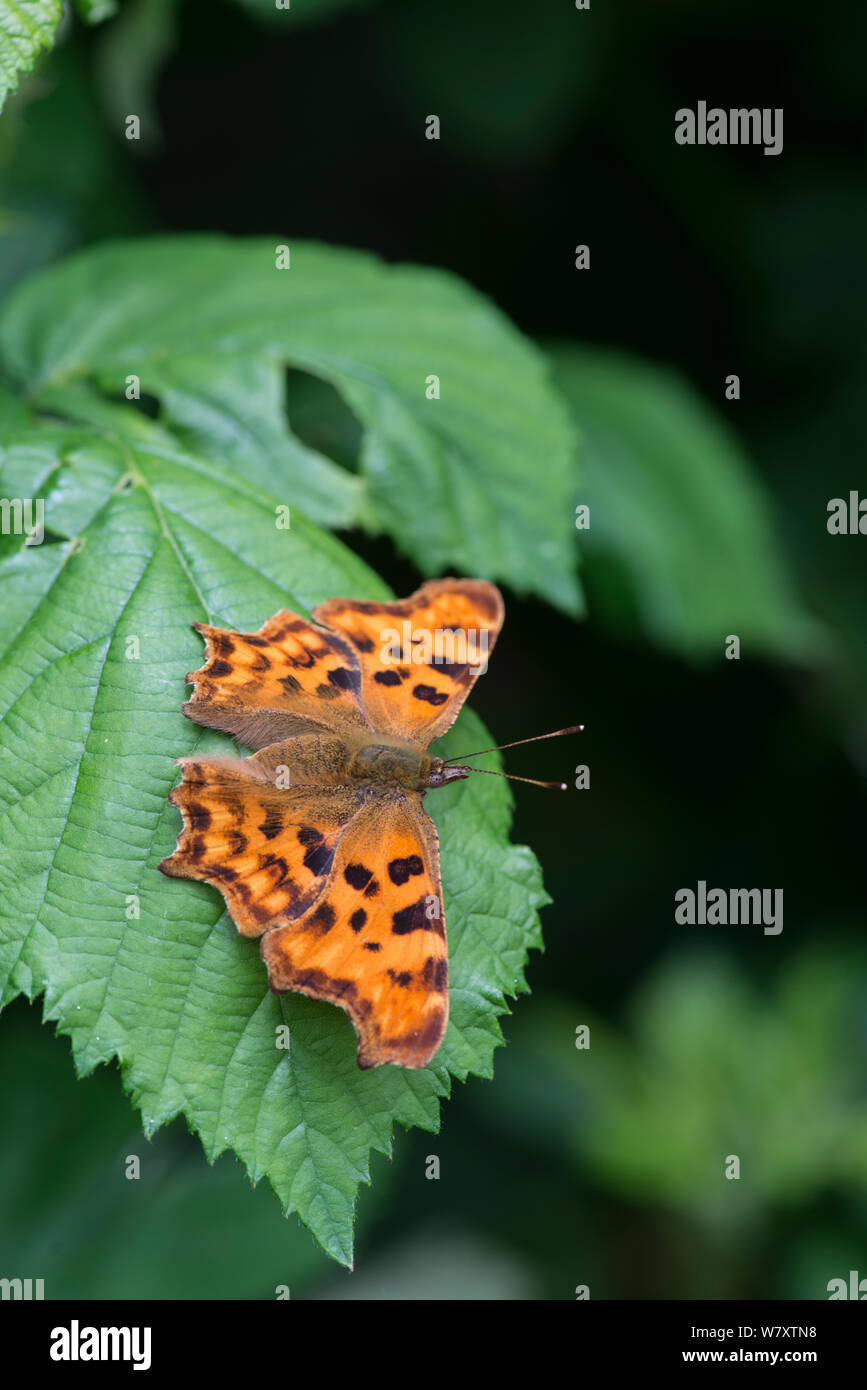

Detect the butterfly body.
[
  {"left": 342, "top": 735, "right": 471, "bottom": 791},
  {"left": 346, "top": 735, "right": 428, "bottom": 789},
  {"left": 159, "top": 578, "right": 504, "bottom": 1069}
]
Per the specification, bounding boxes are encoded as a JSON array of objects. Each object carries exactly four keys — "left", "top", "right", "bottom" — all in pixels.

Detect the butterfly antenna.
[
  {"left": 467, "top": 767, "right": 568, "bottom": 791},
  {"left": 444, "top": 723, "right": 584, "bottom": 763}
]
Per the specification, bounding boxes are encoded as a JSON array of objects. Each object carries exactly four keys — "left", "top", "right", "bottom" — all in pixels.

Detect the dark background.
[{"left": 0, "top": 0, "right": 865, "bottom": 1299}]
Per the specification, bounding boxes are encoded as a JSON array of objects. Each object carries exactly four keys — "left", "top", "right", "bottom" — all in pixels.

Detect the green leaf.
[
  {"left": 0, "top": 236, "right": 582, "bottom": 613},
  {"left": 140, "top": 356, "right": 362, "bottom": 530},
  {"left": 0, "top": 0, "right": 62, "bottom": 111},
  {"left": 0, "top": 409, "right": 549, "bottom": 1266},
  {"left": 548, "top": 344, "right": 823, "bottom": 659}
]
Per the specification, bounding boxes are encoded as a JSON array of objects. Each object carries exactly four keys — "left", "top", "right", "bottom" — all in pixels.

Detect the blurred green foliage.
[
  {"left": 496, "top": 950, "right": 867, "bottom": 1216},
  {"left": 549, "top": 344, "right": 824, "bottom": 662}
]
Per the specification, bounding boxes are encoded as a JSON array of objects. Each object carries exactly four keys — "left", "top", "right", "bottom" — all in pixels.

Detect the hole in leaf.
[{"left": 284, "top": 368, "right": 363, "bottom": 473}]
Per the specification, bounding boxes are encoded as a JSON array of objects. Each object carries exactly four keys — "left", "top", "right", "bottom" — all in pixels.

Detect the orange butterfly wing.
[
  {"left": 313, "top": 578, "right": 504, "bottom": 746},
  {"left": 261, "top": 794, "right": 448, "bottom": 1068},
  {"left": 182, "top": 609, "right": 370, "bottom": 748},
  {"left": 160, "top": 742, "right": 366, "bottom": 937}
]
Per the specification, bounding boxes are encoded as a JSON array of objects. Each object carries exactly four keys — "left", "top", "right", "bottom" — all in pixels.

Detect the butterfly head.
[{"left": 425, "top": 757, "right": 472, "bottom": 788}]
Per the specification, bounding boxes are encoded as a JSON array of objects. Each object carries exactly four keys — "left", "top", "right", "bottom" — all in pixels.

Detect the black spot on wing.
[
  {"left": 374, "top": 669, "right": 402, "bottom": 687},
  {"left": 344, "top": 862, "right": 373, "bottom": 891},
  {"left": 412, "top": 683, "right": 448, "bottom": 707},
  {"left": 303, "top": 840, "right": 334, "bottom": 877},
  {"left": 422, "top": 956, "right": 448, "bottom": 991},
  {"left": 350, "top": 908, "right": 367, "bottom": 932},
  {"left": 387, "top": 969, "right": 413, "bottom": 988},
  {"left": 310, "top": 901, "right": 336, "bottom": 934},
  {"left": 391, "top": 897, "right": 438, "bottom": 935},
  {"left": 327, "top": 665, "right": 360, "bottom": 693},
  {"left": 279, "top": 673, "right": 301, "bottom": 694},
  {"left": 363, "top": 940, "right": 381, "bottom": 952},
  {"left": 388, "top": 854, "right": 424, "bottom": 886},
  {"left": 258, "top": 811, "right": 282, "bottom": 840},
  {"left": 208, "top": 659, "right": 232, "bottom": 678}
]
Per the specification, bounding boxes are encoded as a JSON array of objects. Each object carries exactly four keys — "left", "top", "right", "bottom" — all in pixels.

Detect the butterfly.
[{"left": 159, "top": 578, "right": 577, "bottom": 1070}]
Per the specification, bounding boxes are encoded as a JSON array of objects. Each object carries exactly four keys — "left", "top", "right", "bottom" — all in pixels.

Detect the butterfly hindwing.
[
  {"left": 159, "top": 743, "right": 366, "bottom": 937},
  {"left": 260, "top": 793, "right": 449, "bottom": 1068}
]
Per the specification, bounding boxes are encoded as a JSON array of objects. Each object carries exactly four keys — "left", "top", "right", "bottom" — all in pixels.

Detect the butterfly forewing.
[
  {"left": 313, "top": 579, "right": 504, "bottom": 747},
  {"left": 182, "top": 610, "right": 370, "bottom": 748}
]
